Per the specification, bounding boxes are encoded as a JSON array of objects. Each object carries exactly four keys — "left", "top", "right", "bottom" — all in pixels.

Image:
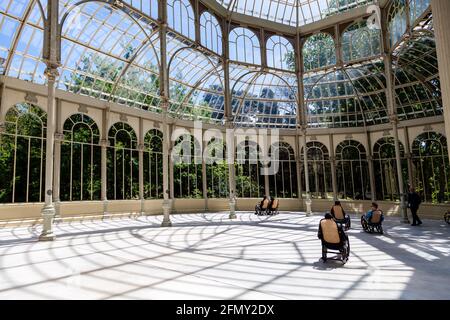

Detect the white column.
[
  {"left": 100, "top": 139, "right": 108, "bottom": 213},
  {"left": 329, "top": 134, "right": 337, "bottom": 200},
  {"left": 404, "top": 126, "right": 414, "bottom": 187},
  {"left": 159, "top": 0, "right": 172, "bottom": 227},
  {"left": 391, "top": 116, "right": 409, "bottom": 223},
  {"left": 226, "top": 122, "right": 236, "bottom": 219},
  {"left": 53, "top": 99, "right": 62, "bottom": 218},
  {"left": 367, "top": 154, "right": 376, "bottom": 201},
  {"left": 366, "top": 132, "right": 376, "bottom": 201},
  {"left": 39, "top": 67, "right": 58, "bottom": 241},
  {"left": 138, "top": 118, "right": 145, "bottom": 215},
  {"left": 294, "top": 134, "right": 302, "bottom": 205},
  {"left": 53, "top": 132, "right": 63, "bottom": 218},
  {"left": 202, "top": 134, "right": 208, "bottom": 211},
  {"left": 161, "top": 107, "right": 172, "bottom": 227},
  {"left": 100, "top": 107, "right": 109, "bottom": 215},
  {"left": 431, "top": 0, "right": 450, "bottom": 160},
  {"left": 301, "top": 127, "right": 311, "bottom": 215}
]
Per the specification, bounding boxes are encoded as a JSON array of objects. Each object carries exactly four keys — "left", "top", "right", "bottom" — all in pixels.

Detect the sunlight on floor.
[{"left": 0, "top": 212, "right": 449, "bottom": 300}]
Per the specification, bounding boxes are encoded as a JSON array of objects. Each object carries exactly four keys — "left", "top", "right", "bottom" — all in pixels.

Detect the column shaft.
[
  {"left": 138, "top": 118, "right": 144, "bottom": 214},
  {"left": 294, "top": 134, "right": 302, "bottom": 204},
  {"left": 53, "top": 99, "right": 62, "bottom": 218},
  {"left": 366, "top": 132, "right": 376, "bottom": 201},
  {"left": 329, "top": 134, "right": 337, "bottom": 200},
  {"left": 404, "top": 126, "right": 414, "bottom": 186},
  {"left": 39, "top": 72, "right": 57, "bottom": 241},
  {"left": 101, "top": 108, "right": 109, "bottom": 215},
  {"left": 202, "top": 136, "right": 208, "bottom": 211},
  {"left": 392, "top": 120, "right": 409, "bottom": 223},
  {"left": 302, "top": 130, "right": 311, "bottom": 215}
]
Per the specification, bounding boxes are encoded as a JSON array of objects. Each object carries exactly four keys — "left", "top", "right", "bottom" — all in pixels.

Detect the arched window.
[
  {"left": 303, "top": 33, "right": 336, "bottom": 72},
  {"left": 409, "top": 0, "right": 430, "bottom": 25},
  {"left": 266, "top": 35, "right": 294, "bottom": 71},
  {"left": 301, "top": 141, "right": 332, "bottom": 199},
  {"left": 0, "top": 103, "right": 46, "bottom": 203},
  {"left": 411, "top": 132, "right": 450, "bottom": 203},
  {"left": 229, "top": 27, "right": 261, "bottom": 65},
  {"left": 336, "top": 140, "right": 370, "bottom": 200},
  {"left": 235, "top": 140, "right": 264, "bottom": 198},
  {"left": 388, "top": 0, "right": 407, "bottom": 48},
  {"left": 373, "top": 137, "right": 406, "bottom": 201},
  {"left": 342, "top": 21, "right": 381, "bottom": 62},
  {"left": 200, "top": 12, "right": 222, "bottom": 55},
  {"left": 167, "top": 0, "right": 195, "bottom": 39},
  {"left": 269, "top": 142, "right": 298, "bottom": 198},
  {"left": 107, "top": 122, "right": 139, "bottom": 200},
  {"left": 205, "top": 138, "right": 229, "bottom": 198},
  {"left": 60, "top": 114, "right": 101, "bottom": 201},
  {"left": 173, "top": 134, "right": 203, "bottom": 198},
  {"left": 144, "top": 129, "right": 163, "bottom": 199}
]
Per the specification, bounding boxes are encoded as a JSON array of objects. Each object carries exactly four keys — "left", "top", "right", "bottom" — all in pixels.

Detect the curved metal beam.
[
  {"left": 5, "top": 0, "right": 38, "bottom": 75},
  {"left": 108, "top": 28, "right": 161, "bottom": 102},
  {"left": 230, "top": 69, "right": 298, "bottom": 125}
]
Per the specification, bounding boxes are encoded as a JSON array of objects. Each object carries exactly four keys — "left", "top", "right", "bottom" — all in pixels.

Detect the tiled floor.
[{"left": 0, "top": 212, "right": 449, "bottom": 299}]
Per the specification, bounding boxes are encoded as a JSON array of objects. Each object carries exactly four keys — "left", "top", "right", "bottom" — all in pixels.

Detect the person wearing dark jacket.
[{"left": 407, "top": 187, "right": 422, "bottom": 226}]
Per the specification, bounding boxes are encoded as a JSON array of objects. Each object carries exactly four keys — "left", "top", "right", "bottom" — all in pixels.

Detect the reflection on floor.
[{"left": 0, "top": 212, "right": 449, "bottom": 299}]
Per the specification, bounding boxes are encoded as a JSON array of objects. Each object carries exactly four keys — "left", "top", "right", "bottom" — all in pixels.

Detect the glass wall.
[
  {"left": 0, "top": 103, "right": 46, "bottom": 203},
  {"left": 411, "top": 132, "right": 450, "bottom": 203},
  {"left": 336, "top": 140, "right": 370, "bottom": 200},
  {"left": 60, "top": 113, "right": 101, "bottom": 201}
]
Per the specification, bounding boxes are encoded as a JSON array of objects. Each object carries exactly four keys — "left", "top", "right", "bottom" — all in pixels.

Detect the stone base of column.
[
  {"left": 229, "top": 198, "right": 236, "bottom": 219},
  {"left": 54, "top": 200, "right": 61, "bottom": 220},
  {"left": 161, "top": 199, "right": 172, "bottom": 227},
  {"left": 102, "top": 200, "right": 108, "bottom": 216},
  {"left": 401, "top": 208, "right": 410, "bottom": 224},
  {"left": 39, "top": 205, "right": 56, "bottom": 241},
  {"left": 140, "top": 199, "right": 145, "bottom": 216},
  {"left": 305, "top": 197, "right": 312, "bottom": 216},
  {"left": 400, "top": 196, "right": 410, "bottom": 224}
]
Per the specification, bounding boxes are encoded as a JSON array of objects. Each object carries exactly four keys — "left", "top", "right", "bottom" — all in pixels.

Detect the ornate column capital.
[
  {"left": 137, "top": 143, "right": 145, "bottom": 152},
  {"left": 405, "top": 152, "right": 412, "bottom": 160},
  {"left": 367, "top": 155, "right": 373, "bottom": 161},
  {"left": 44, "top": 66, "right": 60, "bottom": 81},
  {"left": 299, "top": 124, "right": 307, "bottom": 135},
  {"left": 389, "top": 114, "right": 399, "bottom": 125}
]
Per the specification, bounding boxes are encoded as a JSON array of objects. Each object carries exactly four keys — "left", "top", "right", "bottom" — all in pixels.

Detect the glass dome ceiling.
[
  {"left": 216, "top": 0, "right": 373, "bottom": 26},
  {"left": 0, "top": 0, "right": 440, "bottom": 130}
]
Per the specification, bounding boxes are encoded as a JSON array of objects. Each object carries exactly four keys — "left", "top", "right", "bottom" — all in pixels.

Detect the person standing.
[{"left": 407, "top": 187, "right": 422, "bottom": 226}]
